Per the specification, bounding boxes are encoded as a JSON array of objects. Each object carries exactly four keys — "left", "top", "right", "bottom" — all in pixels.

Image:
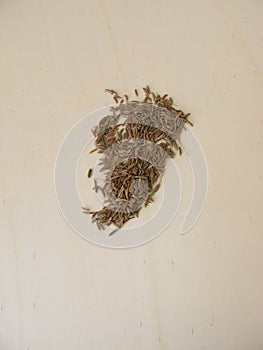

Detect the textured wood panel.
[{"left": 0, "top": 0, "right": 263, "bottom": 349}]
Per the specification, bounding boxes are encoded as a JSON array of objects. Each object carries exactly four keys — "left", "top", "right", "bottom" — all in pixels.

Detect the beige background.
[{"left": 1, "top": 0, "right": 263, "bottom": 349}]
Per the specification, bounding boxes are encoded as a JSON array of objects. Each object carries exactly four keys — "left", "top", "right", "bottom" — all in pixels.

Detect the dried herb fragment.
[{"left": 87, "top": 168, "right": 93, "bottom": 178}]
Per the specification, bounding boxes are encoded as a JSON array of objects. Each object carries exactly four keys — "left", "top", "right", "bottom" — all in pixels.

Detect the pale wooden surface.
[{"left": 1, "top": 0, "right": 263, "bottom": 349}]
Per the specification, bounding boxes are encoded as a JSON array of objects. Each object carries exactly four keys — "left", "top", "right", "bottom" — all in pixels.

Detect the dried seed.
[
  {"left": 152, "top": 183, "right": 161, "bottom": 194},
  {"left": 143, "top": 96, "right": 152, "bottom": 103},
  {"left": 109, "top": 227, "right": 119, "bottom": 236},
  {"left": 93, "top": 179, "right": 98, "bottom": 192},
  {"left": 146, "top": 85, "right": 151, "bottom": 93},
  {"left": 87, "top": 168, "right": 93, "bottom": 178},
  {"left": 84, "top": 86, "right": 192, "bottom": 234},
  {"left": 105, "top": 88, "right": 118, "bottom": 95}
]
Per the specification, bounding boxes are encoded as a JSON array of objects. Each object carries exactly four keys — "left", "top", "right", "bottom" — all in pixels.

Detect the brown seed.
[
  {"left": 105, "top": 89, "right": 117, "bottom": 95},
  {"left": 93, "top": 179, "right": 98, "bottom": 192},
  {"left": 152, "top": 183, "right": 161, "bottom": 194},
  {"left": 185, "top": 119, "right": 193, "bottom": 126},
  {"left": 146, "top": 85, "right": 151, "bottom": 93},
  {"left": 84, "top": 86, "right": 192, "bottom": 234},
  {"left": 109, "top": 227, "right": 119, "bottom": 236},
  {"left": 143, "top": 96, "right": 152, "bottom": 103},
  {"left": 82, "top": 207, "right": 90, "bottom": 212},
  {"left": 87, "top": 168, "right": 93, "bottom": 178}
]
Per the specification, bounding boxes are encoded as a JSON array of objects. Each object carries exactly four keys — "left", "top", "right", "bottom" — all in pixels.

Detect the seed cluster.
[
  {"left": 111, "top": 158, "right": 160, "bottom": 201},
  {"left": 83, "top": 86, "right": 192, "bottom": 235}
]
